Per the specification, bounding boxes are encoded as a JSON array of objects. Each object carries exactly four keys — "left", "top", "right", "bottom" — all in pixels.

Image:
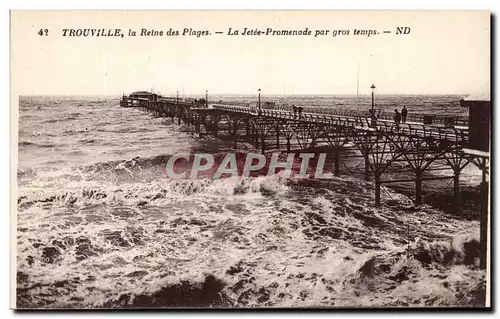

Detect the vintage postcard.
[{"left": 10, "top": 10, "right": 491, "bottom": 309}]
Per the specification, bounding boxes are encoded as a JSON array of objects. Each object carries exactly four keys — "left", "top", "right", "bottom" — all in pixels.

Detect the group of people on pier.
[
  {"left": 368, "top": 106, "right": 408, "bottom": 128},
  {"left": 393, "top": 106, "right": 408, "bottom": 125},
  {"left": 292, "top": 105, "right": 304, "bottom": 118}
]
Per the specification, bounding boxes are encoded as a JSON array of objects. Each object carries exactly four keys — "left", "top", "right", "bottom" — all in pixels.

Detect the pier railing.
[
  {"left": 210, "top": 103, "right": 468, "bottom": 126},
  {"left": 212, "top": 105, "right": 468, "bottom": 143}
]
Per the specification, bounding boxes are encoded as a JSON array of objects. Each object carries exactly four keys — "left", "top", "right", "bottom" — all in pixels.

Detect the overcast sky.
[{"left": 11, "top": 10, "right": 490, "bottom": 96}]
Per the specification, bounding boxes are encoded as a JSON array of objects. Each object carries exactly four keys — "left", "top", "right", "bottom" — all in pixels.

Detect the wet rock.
[
  {"left": 463, "top": 239, "right": 481, "bottom": 266},
  {"left": 53, "top": 279, "right": 70, "bottom": 288},
  {"left": 76, "top": 236, "right": 91, "bottom": 245},
  {"left": 110, "top": 208, "right": 135, "bottom": 218},
  {"left": 189, "top": 219, "right": 207, "bottom": 226},
  {"left": 65, "top": 216, "right": 83, "bottom": 224},
  {"left": 226, "top": 263, "right": 244, "bottom": 276},
  {"left": 17, "top": 271, "right": 29, "bottom": 284},
  {"left": 299, "top": 290, "right": 308, "bottom": 300},
  {"left": 149, "top": 193, "right": 164, "bottom": 201},
  {"left": 414, "top": 250, "right": 432, "bottom": 265},
  {"left": 32, "top": 242, "right": 44, "bottom": 248},
  {"left": 237, "top": 288, "right": 254, "bottom": 304},
  {"left": 265, "top": 245, "right": 278, "bottom": 251},
  {"left": 443, "top": 250, "right": 456, "bottom": 266},
  {"left": 257, "top": 287, "right": 271, "bottom": 303},
  {"left": 125, "top": 226, "right": 145, "bottom": 246},
  {"left": 132, "top": 255, "right": 147, "bottom": 262},
  {"left": 41, "top": 246, "right": 61, "bottom": 264},
  {"left": 358, "top": 257, "right": 378, "bottom": 278},
  {"left": 379, "top": 264, "right": 391, "bottom": 273},
  {"left": 75, "top": 243, "right": 97, "bottom": 261},
  {"left": 103, "top": 275, "right": 228, "bottom": 308},
  {"left": 230, "top": 236, "right": 240, "bottom": 243},
  {"left": 159, "top": 271, "right": 176, "bottom": 278},
  {"left": 52, "top": 236, "right": 75, "bottom": 250},
  {"left": 101, "top": 230, "right": 129, "bottom": 247},
  {"left": 170, "top": 217, "right": 188, "bottom": 227},
  {"left": 231, "top": 279, "right": 249, "bottom": 293},
  {"left": 126, "top": 270, "right": 148, "bottom": 278},
  {"left": 137, "top": 200, "right": 148, "bottom": 207},
  {"left": 457, "top": 282, "right": 486, "bottom": 307},
  {"left": 105, "top": 293, "right": 132, "bottom": 308},
  {"left": 203, "top": 274, "right": 225, "bottom": 299},
  {"left": 268, "top": 282, "right": 279, "bottom": 289},
  {"left": 26, "top": 256, "right": 34, "bottom": 266},
  {"left": 351, "top": 211, "right": 385, "bottom": 228},
  {"left": 387, "top": 266, "right": 410, "bottom": 282},
  {"left": 112, "top": 256, "right": 128, "bottom": 266}
]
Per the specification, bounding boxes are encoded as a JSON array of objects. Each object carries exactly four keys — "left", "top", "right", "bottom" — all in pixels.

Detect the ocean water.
[{"left": 16, "top": 95, "right": 486, "bottom": 308}]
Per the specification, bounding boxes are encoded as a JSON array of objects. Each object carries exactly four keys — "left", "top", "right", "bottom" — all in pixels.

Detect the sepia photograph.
[{"left": 10, "top": 10, "right": 491, "bottom": 309}]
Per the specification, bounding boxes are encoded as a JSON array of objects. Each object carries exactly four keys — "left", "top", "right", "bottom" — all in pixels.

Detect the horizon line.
[{"left": 18, "top": 92, "right": 472, "bottom": 97}]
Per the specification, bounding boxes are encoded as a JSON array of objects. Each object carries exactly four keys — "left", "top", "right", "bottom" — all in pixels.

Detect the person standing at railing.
[
  {"left": 401, "top": 106, "right": 408, "bottom": 123},
  {"left": 297, "top": 106, "right": 303, "bottom": 119},
  {"left": 292, "top": 104, "right": 297, "bottom": 119},
  {"left": 394, "top": 109, "right": 401, "bottom": 129}
]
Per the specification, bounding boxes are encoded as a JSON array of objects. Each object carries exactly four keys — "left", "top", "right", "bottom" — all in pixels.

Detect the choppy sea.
[{"left": 16, "top": 94, "right": 486, "bottom": 308}]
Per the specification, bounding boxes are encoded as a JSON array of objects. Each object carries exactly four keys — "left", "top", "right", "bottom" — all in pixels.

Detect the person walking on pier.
[
  {"left": 292, "top": 104, "right": 297, "bottom": 118},
  {"left": 401, "top": 106, "right": 408, "bottom": 123},
  {"left": 394, "top": 109, "right": 401, "bottom": 129},
  {"left": 297, "top": 106, "right": 304, "bottom": 119}
]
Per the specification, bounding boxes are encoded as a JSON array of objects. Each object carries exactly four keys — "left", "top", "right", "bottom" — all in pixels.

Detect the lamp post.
[
  {"left": 258, "top": 88, "right": 261, "bottom": 111},
  {"left": 370, "top": 84, "right": 376, "bottom": 112},
  {"left": 205, "top": 90, "right": 208, "bottom": 108},
  {"left": 176, "top": 90, "right": 179, "bottom": 104}
]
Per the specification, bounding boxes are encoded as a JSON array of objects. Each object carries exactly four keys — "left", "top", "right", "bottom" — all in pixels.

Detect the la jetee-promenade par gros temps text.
[{"left": 60, "top": 27, "right": 389, "bottom": 38}]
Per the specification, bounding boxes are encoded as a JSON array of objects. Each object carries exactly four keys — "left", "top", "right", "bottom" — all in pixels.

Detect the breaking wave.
[{"left": 16, "top": 173, "right": 482, "bottom": 308}]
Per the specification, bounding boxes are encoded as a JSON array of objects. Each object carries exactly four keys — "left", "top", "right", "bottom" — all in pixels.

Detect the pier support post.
[
  {"left": 479, "top": 159, "right": 488, "bottom": 269},
  {"left": 261, "top": 135, "right": 266, "bottom": 154},
  {"left": 375, "top": 175, "right": 381, "bottom": 207},
  {"left": 453, "top": 169, "right": 461, "bottom": 209},
  {"left": 276, "top": 124, "right": 280, "bottom": 149},
  {"left": 286, "top": 138, "right": 291, "bottom": 153},
  {"left": 415, "top": 171, "right": 422, "bottom": 206},
  {"left": 480, "top": 179, "right": 488, "bottom": 269},
  {"left": 334, "top": 148, "right": 340, "bottom": 177},
  {"left": 364, "top": 151, "right": 370, "bottom": 181},
  {"left": 254, "top": 128, "right": 259, "bottom": 148}
]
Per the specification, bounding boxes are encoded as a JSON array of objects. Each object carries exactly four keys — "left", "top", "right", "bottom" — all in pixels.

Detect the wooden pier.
[{"left": 120, "top": 91, "right": 490, "bottom": 268}]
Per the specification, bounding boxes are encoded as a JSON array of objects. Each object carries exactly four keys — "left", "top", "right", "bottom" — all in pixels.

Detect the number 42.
[{"left": 38, "top": 29, "right": 49, "bottom": 36}]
